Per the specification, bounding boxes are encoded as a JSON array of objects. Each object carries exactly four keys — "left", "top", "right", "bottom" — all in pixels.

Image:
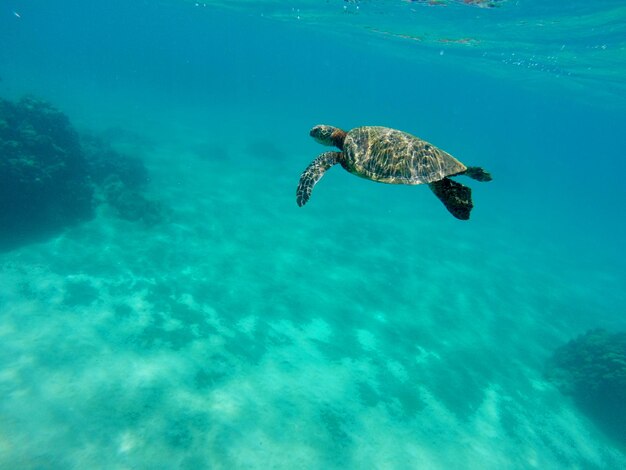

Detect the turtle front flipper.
[
  {"left": 428, "top": 178, "right": 473, "bottom": 220},
  {"left": 296, "top": 151, "right": 341, "bottom": 207}
]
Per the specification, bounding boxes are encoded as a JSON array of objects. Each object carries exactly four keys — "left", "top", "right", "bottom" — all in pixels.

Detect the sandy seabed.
[{"left": 0, "top": 130, "right": 624, "bottom": 469}]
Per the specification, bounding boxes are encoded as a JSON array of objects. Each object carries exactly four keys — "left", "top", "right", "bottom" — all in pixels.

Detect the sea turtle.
[{"left": 296, "top": 125, "right": 492, "bottom": 220}]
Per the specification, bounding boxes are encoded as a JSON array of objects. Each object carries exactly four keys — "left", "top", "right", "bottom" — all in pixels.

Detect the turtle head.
[{"left": 310, "top": 125, "right": 346, "bottom": 150}]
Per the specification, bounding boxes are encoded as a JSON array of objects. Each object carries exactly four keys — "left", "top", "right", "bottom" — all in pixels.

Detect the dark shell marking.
[{"left": 342, "top": 126, "right": 467, "bottom": 185}]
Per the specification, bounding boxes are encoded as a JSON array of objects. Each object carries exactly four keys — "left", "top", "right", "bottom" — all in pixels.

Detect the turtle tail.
[
  {"left": 429, "top": 178, "right": 473, "bottom": 220},
  {"left": 296, "top": 151, "right": 341, "bottom": 207}
]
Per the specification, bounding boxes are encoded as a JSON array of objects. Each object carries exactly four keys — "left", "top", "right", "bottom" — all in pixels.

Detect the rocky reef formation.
[
  {"left": 0, "top": 97, "right": 93, "bottom": 248},
  {"left": 0, "top": 96, "right": 162, "bottom": 251},
  {"left": 81, "top": 134, "right": 164, "bottom": 226},
  {"left": 547, "top": 329, "right": 626, "bottom": 446}
]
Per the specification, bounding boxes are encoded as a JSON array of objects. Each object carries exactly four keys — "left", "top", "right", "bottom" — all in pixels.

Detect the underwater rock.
[
  {"left": 82, "top": 130, "right": 165, "bottom": 226},
  {"left": 0, "top": 96, "right": 164, "bottom": 250},
  {"left": 191, "top": 141, "right": 230, "bottom": 162},
  {"left": 245, "top": 139, "right": 287, "bottom": 161},
  {"left": 103, "top": 177, "right": 165, "bottom": 226},
  {"left": 547, "top": 329, "right": 626, "bottom": 445},
  {"left": 0, "top": 96, "right": 94, "bottom": 248},
  {"left": 81, "top": 134, "right": 149, "bottom": 189}
]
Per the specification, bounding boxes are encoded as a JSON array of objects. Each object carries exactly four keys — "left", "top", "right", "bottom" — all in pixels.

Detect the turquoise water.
[{"left": 1, "top": 1, "right": 625, "bottom": 468}]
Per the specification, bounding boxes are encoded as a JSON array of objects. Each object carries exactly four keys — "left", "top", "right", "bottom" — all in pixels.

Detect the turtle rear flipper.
[
  {"left": 297, "top": 151, "right": 341, "bottom": 207},
  {"left": 429, "top": 178, "right": 473, "bottom": 220},
  {"left": 464, "top": 166, "right": 492, "bottom": 182}
]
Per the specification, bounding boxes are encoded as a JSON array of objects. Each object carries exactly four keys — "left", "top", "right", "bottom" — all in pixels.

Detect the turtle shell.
[{"left": 342, "top": 126, "right": 467, "bottom": 185}]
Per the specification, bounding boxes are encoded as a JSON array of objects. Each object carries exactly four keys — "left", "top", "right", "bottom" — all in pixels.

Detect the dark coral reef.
[
  {"left": 547, "top": 329, "right": 626, "bottom": 446},
  {"left": 81, "top": 133, "right": 164, "bottom": 226},
  {"left": 81, "top": 133, "right": 149, "bottom": 189},
  {"left": 0, "top": 97, "right": 93, "bottom": 247},
  {"left": 0, "top": 96, "right": 162, "bottom": 251}
]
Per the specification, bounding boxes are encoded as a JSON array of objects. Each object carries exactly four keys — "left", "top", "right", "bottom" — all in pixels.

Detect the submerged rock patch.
[
  {"left": 547, "top": 329, "right": 626, "bottom": 446},
  {"left": 0, "top": 96, "right": 164, "bottom": 251},
  {"left": 0, "top": 96, "right": 93, "bottom": 248}
]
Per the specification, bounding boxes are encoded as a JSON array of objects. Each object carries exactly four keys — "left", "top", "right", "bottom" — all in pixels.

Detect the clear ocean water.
[{"left": 1, "top": 0, "right": 625, "bottom": 468}]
